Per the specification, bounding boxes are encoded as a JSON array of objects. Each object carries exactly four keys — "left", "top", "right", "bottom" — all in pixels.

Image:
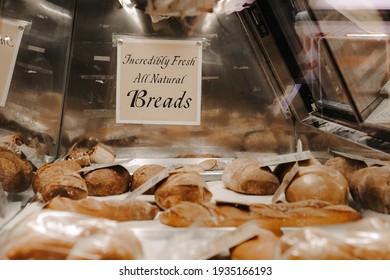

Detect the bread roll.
[
  {"left": 230, "top": 229, "right": 281, "bottom": 260},
  {"left": 285, "top": 165, "right": 349, "bottom": 205},
  {"left": 131, "top": 164, "right": 166, "bottom": 194},
  {"left": 46, "top": 196, "right": 159, "bottom": 221},
  {"left": 0, "top": 148, "right": 33, "bottom": 193},
  {"left": 0, "top": 210, "right": 143, "bottom": 260},
  {"left": 84, "top": 165, "right": 130, "bottom": 196},
  {"left": 349, "top": 165, "right": 390, "bottom": 214},
  {"left": 154, "top": 171, "right": 212, "bottom": 210},
  {"left": 249, "top": 199, "right": 362, "bottom": 227},
  {"left": 222, "top": 158, "right": 279, "bottom": 195},
  {"left": 32, "top": 160, "right": 87, "bottom": 202}
]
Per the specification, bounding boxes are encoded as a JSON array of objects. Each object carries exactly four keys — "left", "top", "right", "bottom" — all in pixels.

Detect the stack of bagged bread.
[{"left": 0, "top": 210, "right": 144, "bottom": 260}]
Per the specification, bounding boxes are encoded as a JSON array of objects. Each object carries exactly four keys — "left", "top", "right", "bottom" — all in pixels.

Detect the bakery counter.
[
  {"left": 2, "top": 147, "right": 390, "bottom": 260},
  {"left": 1, "top": 176, "right": 390, "bottom": 260}
]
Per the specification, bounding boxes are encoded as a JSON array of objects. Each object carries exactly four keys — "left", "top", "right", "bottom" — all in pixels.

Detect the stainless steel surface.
[{"left": 247, "top": 0, "right": 390, "bottom": 156}]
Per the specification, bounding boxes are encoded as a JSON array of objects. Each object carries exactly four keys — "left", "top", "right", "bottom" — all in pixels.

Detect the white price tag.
[
  {"left": 258, "top": 150, "right": 313, "bottom": 167},
  {"left": 188, "top": 220, "right": 262, "bottom": 260},
  {"left": 272, "top": 162, "right": 300, "bottom": 203},
  {"left": 19, "top": 144, "right": 46, "bottom": 169}
]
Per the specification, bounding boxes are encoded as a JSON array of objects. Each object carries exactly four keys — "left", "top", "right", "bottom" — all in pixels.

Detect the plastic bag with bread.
[
  {"left": 0, "top": 210, "right": 144, "bottom": 260},
  {"left": 280, "top": 217, "right": 390, "bottom": 259}
]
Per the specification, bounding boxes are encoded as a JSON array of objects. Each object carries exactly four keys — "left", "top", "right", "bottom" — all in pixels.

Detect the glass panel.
[
  {"left": 60, "top": 0, "right": 294, "bottom": 158},
  {"left": 251, "top": 0, "right": 390, "bottom": 154},
  {"left": 0, "top": 0, "right": 75, "bottom": 157}
]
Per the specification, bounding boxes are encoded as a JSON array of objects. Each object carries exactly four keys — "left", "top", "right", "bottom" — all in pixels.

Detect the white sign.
[
  {"left": 0, "top": 18, "right": 28, "bottom": 107},
  {"left": 116, "top": 37, "right": 202, "bottom": 125}
]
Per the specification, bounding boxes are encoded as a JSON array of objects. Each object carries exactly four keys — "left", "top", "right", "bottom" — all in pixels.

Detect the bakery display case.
[{"left": 2, "top": 0, "right": 390, "bottom": 260}]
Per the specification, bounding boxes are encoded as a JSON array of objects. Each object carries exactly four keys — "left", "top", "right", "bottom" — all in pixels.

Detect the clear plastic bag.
[
  {"left": 0, "top": 209, "right": 144, "bottom": 260},
  {"left": 281, "top": 217, "right": 390, "bottom": 260}
]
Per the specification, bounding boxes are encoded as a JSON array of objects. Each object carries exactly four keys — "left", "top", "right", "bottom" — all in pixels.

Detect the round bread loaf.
[
  {"left": 0, "top": 148, "right": 33, "bottom": 193},
  {"left": 131, "top": 164, "right": 165, "bottom": 194},
  {"left": 32, "top": 160, "right": 87, "bottom": 202},
  {"left": 222, "top": 158, "right": 279, "bottom": 195},
  {"left": 349, "top": 165, "right": 390, "bottom": 214},
  {"left": 285, "top": 165, "right": 349, "bottom": 205},
  {"left": 230, "top": 229, "right": 280, "bottom": 260},
  {"left": 84, "top": 165, "right": 130, "bottom": 196},
  {"left": 154, "top": 172, "right": 212, "bottom": 210}
]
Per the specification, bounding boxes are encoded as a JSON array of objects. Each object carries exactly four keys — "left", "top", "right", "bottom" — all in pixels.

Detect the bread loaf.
[
  {"left": 46, "top": 196, "right": 159, "bottom": 221},
  {"left": 159, "top": 201, "right": 283, "bottom": 236},
  {"left": 131, "top": 164, "right": 166, "bottom": 194},
  {"left": 285, "top": 165, "right": 349, "bottom": 205},
  {"left": 159, "top": 201, "right": 251, "bottom": 227},
  {"left": 0, "top": 148, "right": 33, "bottom": 193},
  {"left": 32, "top": 160, "right": 87, "bottom": 202},
  {"left": 84, "top": 165, "right": 130, "bottom": 196},
  {"left": 222, "top": 158, "right": 279, "bottom": 195},
  {"left": 349, "top": 165, "right": 390, "bottom": 214},
  {"left": 154, "top": 171, "right": 212, "bottom": 210},
  {"left": 249, "top": 199, "right": 362, "bottom": 227}
]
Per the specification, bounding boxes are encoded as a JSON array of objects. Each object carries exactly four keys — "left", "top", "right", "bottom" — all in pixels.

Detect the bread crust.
[
  {"left": 0, "top": 149, "right": 33, "bottom": 193},
  {"left": 285, "top": 165, "right": 349, "bottom": 205},
  {"left": 84, "top": 165, "right": 130, "bottom": 196},
  {"left": 32, "top": 160, "right": 87, "bottom": 202},
  {"left": 154, "top": 172, "right": 212, "bottom": 210},
  {"left": 350, "top": 166, "right": 390, "bottom": 213},
  {"left": 131, "top": 164, "right": 165, "bottom": 194},
  {"left": 159, "top": 201, "right": 283, "bottom": 236},
  {"left": 249, "top": 199, "right": 362, "bottom": 227},
  {"left": 46, "top": 196, "right": 159, "bottom": 221},
  {"left": 324, "top": 156, "right": 366, "bottom": 184}
]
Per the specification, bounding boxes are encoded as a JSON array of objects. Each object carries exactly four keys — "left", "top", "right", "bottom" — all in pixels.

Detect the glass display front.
[{"left": 245, "top": 0, "right": 390, "bottom": 154}]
